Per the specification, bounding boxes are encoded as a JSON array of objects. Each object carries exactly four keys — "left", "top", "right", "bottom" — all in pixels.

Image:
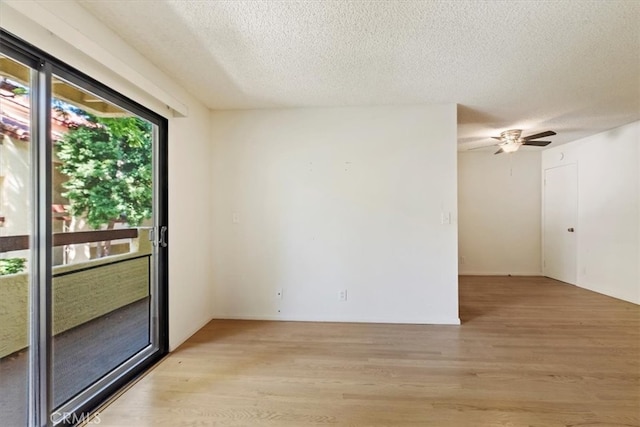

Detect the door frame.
[{"left": 542, "top": 162, "right": 578, "bottom": 284}]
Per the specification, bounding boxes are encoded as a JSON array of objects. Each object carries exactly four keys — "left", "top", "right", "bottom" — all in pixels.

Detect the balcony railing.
[
  {"left": 0, "top": 229, "right": 139, "bottom": 253},
  {"left": 0, "top": 228, "right": 151, "bottom": 358}
]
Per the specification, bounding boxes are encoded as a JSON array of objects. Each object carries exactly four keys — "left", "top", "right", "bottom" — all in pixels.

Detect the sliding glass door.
[{"left": 0, "top": 31, "right": 167, "bottom": 426}]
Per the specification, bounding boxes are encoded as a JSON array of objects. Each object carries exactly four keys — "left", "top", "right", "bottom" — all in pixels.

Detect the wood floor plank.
[{"left": 91, "top": 276, "right": 640, "bottom": 426}]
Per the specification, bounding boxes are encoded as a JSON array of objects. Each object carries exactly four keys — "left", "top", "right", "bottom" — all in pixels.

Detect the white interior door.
[{"left": 543, "top": 164, "right": 577, "bottom": 284}]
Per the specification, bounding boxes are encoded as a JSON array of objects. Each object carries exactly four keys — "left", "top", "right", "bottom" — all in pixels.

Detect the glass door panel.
[
  {"left": 50, "top": 75, "right": 157, "bottom": 410},
  {"left": 0, "top": 53, "right": 34, "bottom": 427}
]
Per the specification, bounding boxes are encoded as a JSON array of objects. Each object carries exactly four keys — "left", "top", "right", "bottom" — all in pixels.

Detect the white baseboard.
[
  {"left": 459, "top": 271, "right": 543, "bottom": 276},
  {"left": 211, "top": 313, "right": 461, "bottom": 325}
]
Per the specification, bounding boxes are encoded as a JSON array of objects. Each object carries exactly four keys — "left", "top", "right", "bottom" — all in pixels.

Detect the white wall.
[
  {"left": 1, "top": 0, "right": 214, "bottom": 349},
  {"left": 542, "top": 121, "right": 640, "bottom": 304},
  {"left": 167, "top": 103, "right": 213, "bottom": 350},
  {"left": 458, "top": 151, "right": 542, "bottom": 275},
  {"left": 210, "top": 105, "right": 460, "bottom": 324}
]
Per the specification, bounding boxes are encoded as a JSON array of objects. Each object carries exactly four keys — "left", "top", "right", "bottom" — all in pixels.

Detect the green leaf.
[{"left": 0, "top": 258, "right": 27, "bottom": 275}]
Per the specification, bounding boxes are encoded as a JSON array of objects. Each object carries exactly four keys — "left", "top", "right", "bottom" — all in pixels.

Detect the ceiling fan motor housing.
[{"left": 501, "top": 129, "right": 523, "bottom": 142}]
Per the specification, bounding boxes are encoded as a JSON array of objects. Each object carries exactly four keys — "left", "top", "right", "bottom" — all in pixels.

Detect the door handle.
[
  {"left": 567, "top": 227, "right": 575, "bottom": 232},
  {"left": 159, "top": 226, "right": 168, "bottom": 248}
]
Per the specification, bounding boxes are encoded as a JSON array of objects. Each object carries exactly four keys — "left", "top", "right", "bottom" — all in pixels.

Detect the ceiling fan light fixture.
[{"left": 501, "top": 143, "right": 520, "bottom": 153}]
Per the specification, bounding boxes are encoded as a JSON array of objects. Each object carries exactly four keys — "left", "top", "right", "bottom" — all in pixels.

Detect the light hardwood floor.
[{"left": 92, "top": 276, "right": 640, "bottom": 426}]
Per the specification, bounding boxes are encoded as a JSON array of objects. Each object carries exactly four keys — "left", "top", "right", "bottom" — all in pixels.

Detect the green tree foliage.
[
  {"left": 0, "top": 258, "right": 27, "bottom": 275},
  {"left": 56, "top": 115, "right": 152, "bottom": 229}
]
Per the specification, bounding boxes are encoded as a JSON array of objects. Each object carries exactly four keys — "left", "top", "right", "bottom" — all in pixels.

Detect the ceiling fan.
[{"left": 485, "top": 129, "right": 556, "bottom": 154}]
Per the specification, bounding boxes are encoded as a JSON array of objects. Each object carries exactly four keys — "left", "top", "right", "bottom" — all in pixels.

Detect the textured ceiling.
[{"left": 77, "top": 0, "right": 640, "bottom": 150}]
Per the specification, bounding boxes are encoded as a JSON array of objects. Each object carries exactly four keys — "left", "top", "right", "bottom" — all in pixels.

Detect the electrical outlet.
[
  {"left": 276, "top": 288, "right": 283, "bottom": 299},
  {"left": 460, "top": 256, "right": 465, "bottom": 265},
  {"left": 339, "top": 289, "right": 347, "bottom": 301},
  {"left": 232, "top": 213, "right": 240, "bottom": 224}
]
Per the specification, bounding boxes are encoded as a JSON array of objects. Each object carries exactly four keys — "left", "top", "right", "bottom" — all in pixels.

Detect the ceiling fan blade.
[
  {"left": 494, "top": 148, "right": 504, "bottom": 155},
  {"left": 522, "top": 130, "right": 556, "bottom": 141},
  {"left": 522, "top": 141, "right": 552, "bottom": 147},
  {"left": 491, "top": 137, "right": 502, "bottom": 140}
]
